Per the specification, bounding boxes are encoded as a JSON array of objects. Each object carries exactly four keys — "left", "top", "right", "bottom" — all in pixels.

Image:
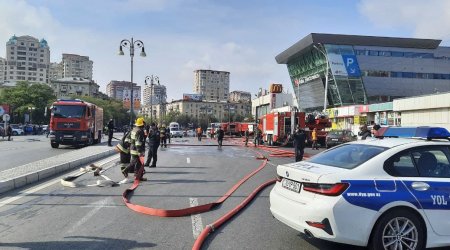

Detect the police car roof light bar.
[{"left": 383, "top": 126, "right": 450, "bottom": 141}]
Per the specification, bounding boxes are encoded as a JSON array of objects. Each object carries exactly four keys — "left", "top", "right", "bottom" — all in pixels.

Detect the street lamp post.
[
  {"left": 28, "top": 106, "right": 36, "bottom": 124},
  {"left": 118, "top": 37, "right": 146, "bottom": 127},
  {"left": 313, "top": 43, "right": 330, "bottom": 113},
  {"left": 145, "top": 75, "right": 159, "bottom": 124}
]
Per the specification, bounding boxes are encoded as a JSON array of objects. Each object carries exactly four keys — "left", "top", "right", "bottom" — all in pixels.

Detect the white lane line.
[
  {"left": 0, "top": 155, "right": 119, "bottom": 208},
  {"left": 187, "top": 157, "right": 191, "bottom": 164},
  {"left": 189, "top": 198, "right": 204, "bottom": 239},
  {"left": 67, "top": 198, "right": 110, "bottom": 234}
]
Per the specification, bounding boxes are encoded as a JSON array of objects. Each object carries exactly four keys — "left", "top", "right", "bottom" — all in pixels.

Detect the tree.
[{"left": 2, "top": 81, "right": 56, "bottom": 124}]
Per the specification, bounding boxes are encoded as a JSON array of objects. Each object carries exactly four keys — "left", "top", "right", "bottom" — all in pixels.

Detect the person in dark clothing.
[
  {"left": 107, "top": 119, "right": 115, "bottom": 146},
  {"left": 217, "top": 127, "right": 224, "bottom": 148},
  {"left": 244, "top": 128, "right": 250, "bottom": 146},
  {"left": 254, "top": 128, "right": 261, "bottom": 147},
  {"left": 291, "top": 127, "right": 307, "bottom": 162},
  {"left": 166, "top": 127, "right": 171, "bottom": 144},
  {"left": 145, "top": 123, "right": 160, "bottom": 168},
  {"left": 6, "top": 125, "right": 12, "bottom": 141},
  {"left": 160, "top": 125, "right": 167, "bottom": 148},
  {"left": 358, "top": 125, "right": 371, "bottom": 140},
  {"left": 372, "top": 124, "right": 382, "bottom": 138}
]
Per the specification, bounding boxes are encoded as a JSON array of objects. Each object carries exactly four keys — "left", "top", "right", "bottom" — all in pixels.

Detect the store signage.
[
  {"left": 328, "top": 54, "right": 361, "bottom": 77},
  {"left": 297, "top": 74, "right": 320, "bottom": 84}
]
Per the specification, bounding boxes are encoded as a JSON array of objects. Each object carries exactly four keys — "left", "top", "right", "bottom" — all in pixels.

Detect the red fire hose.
[{"left": 121, "top": 140, "right": 301, "bottom": 249}]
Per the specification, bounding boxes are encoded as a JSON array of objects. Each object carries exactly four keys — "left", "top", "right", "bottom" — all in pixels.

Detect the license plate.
[
  {"left": 332, "top": 138, "right": 338, "bottom": 141},
  {"left": 64, "top": 135, "right": 73, "bottom": 138},
  {"left": 282, "top": 179, "right": 301, "bottom": 193}
]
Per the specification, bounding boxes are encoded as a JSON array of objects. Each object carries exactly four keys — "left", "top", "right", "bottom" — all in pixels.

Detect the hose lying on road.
[{"left": 60, "top": 164, "right": 119, "bottom": 188}]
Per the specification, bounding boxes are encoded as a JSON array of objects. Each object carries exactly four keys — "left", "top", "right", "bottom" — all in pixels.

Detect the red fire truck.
[
  {"left": 49, "top": 99, "right": 104, "bottom": 148},
  {"left": 258, "top": 111, "right": 331, "bottom": 146}
]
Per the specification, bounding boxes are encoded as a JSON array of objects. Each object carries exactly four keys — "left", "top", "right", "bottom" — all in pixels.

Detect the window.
[
  {"left": 391, "top": 51, "right": 404, "bottom": 57},
  {"left": 412, "top": 148, "right": 450, "bottom": 178},
  {"left": 369, "top": 50, "right": 379, "bottom": 56},
  {"left": 307, "top": 144, "right": 387, "bottom": 169},
  {"left": 384, "top": 151, "right": 419, "bottom": 177}
]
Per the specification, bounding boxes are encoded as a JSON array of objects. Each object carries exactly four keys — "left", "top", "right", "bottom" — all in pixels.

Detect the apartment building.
[
  {"left": 5, "top": 35, "right": 50, "bottom": 84},
  {"left": 193, "top": 69, "right": 230, "bottom": 102}
]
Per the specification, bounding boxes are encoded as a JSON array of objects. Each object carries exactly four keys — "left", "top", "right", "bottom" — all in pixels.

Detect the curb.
[{"left": 0, "top": 148, "right": 117, "bottom": 195}]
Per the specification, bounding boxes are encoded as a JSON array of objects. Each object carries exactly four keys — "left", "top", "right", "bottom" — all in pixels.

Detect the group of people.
[{"left": 359, "top": 124, "right": 382, "bottom": 139}]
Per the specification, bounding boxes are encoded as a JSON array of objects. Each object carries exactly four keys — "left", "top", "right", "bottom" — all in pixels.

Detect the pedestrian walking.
[
  {"left": 291, "top": 127, "right": 307, "bottom": 162},
  {"left": 6, "top": 124, "right": 12, "bottom": 141},
  {"left": 107, "top": 119, "right": 114, "bottom": 146},
  {"left": 160, "top": 124, "right": 167, "bottom": 148},
  {"left": 244, "top": 128, "right": 250, "bottom": 146},
  {"left": 145, "top": 123, "right": 160, "bottom": 168},
  {"left": 121, "top": 117, "right": 147, "bottom": 182},
  {"left": 217, "top": 127, "right": 224, "bottom": 148},
  {"left": 311, "top": 128, "right": 319, "bottom": 150},
  {"left": 197, "top": 127, "right": 203, "bottom": 141}
]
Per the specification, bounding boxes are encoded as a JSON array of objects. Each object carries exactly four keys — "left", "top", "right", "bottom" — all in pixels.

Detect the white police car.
[{"left": 270, "top": 127, "right": 450, "bottom": 249}]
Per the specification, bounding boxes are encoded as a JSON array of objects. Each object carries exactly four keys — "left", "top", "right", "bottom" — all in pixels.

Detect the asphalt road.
[
  {"left": 0, "top": 133, "right": 122, "bottom": 172},
  {"left": 0, "top": 137, "right": 365, "bottom": 250}
]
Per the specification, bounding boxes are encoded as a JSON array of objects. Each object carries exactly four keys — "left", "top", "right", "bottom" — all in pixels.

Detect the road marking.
[
  {"left": 67, "top": 198, "right": 110, "bottom": 234},
  {"left": 189, "top": 198, "right": 204, "bottom": 239},
  {"left": 187, "top": 157, "right": 191, "bottom": 164},
  {"left": 0, "top": 155, "right": 118, "bottom": 208}
]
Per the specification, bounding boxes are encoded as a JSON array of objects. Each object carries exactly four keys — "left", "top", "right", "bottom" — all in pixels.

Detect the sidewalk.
[{"left": 0, "top": 144, "right": 117, "bottom": 195}]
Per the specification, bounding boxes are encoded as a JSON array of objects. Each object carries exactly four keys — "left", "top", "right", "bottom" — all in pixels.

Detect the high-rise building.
[
  {"left": 61, "top": 53, "right": 93, "bottom": 79},
  {"left": 0, "top": 57, "right": 5, "bottom": 84},
  {"left": 143, "top": 83, "right": 167, "bottom": 105},
  {"left": 229, "top": 90, "right": 251, "bottom": 103},
  {"left": 5, "top": 35, "right": 50, "bottom": 84},
  {"left": 106, "top": 80, "right": 141, "bottom": 110},
  {"left": 48, "top": 62, "right": 63, "bottom": 80},
  {"left": 193, "top": 69, "right": 230, "bottom": 102}
]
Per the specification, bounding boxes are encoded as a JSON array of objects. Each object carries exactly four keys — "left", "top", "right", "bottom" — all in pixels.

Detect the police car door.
[{"left": 407, "top": 146, "right": 450, "bottom": 236}]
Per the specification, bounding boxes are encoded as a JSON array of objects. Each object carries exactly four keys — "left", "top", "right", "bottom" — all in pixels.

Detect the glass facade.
[{"left": 286, "top": 44, "right": 368, "bottom": 112}]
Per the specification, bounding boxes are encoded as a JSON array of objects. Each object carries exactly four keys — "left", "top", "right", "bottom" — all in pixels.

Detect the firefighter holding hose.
[{"left": 120, "top": 117, "right": 147, "bottom": 183}]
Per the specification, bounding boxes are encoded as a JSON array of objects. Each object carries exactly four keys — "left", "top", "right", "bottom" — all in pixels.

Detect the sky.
[{"left": 1, "top": 0, "right": 450, "bottom": 101}]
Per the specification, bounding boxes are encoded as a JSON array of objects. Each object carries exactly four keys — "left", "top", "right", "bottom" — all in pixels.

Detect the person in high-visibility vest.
[
  {"left": 311, "top": 128, "right": 319, "bottom": 150},
  {"left": 196, "top": 127, "right": 203, "bottom": 141},
  {"left": 120, "top": 117, "right": 147, "bottom": 183}
]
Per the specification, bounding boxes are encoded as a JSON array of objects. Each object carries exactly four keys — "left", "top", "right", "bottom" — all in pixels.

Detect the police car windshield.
[{"left": 307, "top": 144, "right": 387, "bottom": 169}]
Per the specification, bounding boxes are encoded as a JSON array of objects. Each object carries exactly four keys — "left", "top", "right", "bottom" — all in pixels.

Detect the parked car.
[
  {"left": 270, "top": 126, "right": 450, "bottom": 249},
  {"left": 10, "top": 124, "right": 24, "bottom": 136},
  {"left": 325, "top": 129, "right": 357, "bottom": 148},
  {"left": 170, "top": 127, "right": 183, "bottom": 138},
  {"left": 186, "top": 130, "right": 196, "bottom": 137}
]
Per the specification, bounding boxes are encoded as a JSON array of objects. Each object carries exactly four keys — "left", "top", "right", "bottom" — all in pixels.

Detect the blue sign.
[{"left": 342, "top": 55, "right": 361, "bottom": 77}]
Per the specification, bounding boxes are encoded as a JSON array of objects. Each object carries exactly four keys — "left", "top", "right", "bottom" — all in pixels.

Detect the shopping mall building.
[{"left": 276, "top": 33, "right": 450, "bottom": 132}]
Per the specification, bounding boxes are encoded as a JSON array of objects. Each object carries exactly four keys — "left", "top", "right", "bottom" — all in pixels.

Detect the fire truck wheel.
[{"left": 51, "top": 142, "right": 59, "bottom": 148}]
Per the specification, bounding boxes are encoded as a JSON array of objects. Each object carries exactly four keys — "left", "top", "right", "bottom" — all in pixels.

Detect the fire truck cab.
[{"left": 49, "top": 99, "right": 103, "bottom": 148}]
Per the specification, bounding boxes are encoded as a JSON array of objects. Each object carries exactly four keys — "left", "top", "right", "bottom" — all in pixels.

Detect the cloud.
[{"left": 358, "top": 0, "right": 450, "bottom": 40}]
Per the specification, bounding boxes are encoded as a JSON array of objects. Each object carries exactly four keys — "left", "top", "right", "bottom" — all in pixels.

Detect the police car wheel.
[{"left": 369, "top": 209, "right": 425, "bottom": 250}]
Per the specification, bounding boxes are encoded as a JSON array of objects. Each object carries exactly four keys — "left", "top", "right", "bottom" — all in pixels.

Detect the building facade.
[
  {"left": 106, "top": 80, "right": 141, "bottom": 110},
  {"left": 143, "top": 83, "right": 167, "bottom": 105},
  {"left": 61, "top": 53, "right": 93, "bottom": 80},
  {"left": 166, "top": 100, "right": 251, "bottom": 122},
  {"left": 193, "top": 69, "right": 230, "bottom": 102},
  {"left": 0, "top": 57, "right": 5, "bottom": 84},
  {"left": 229, "top": 90, "right": 251, "bottom": 103},
  {"left": 50, "top": 77, "right": 99, "bottom": 99},
  {"left": 5, "top": 35, "right": 50, "bottom": 84},
  {"left": 276, "top": 33, "right": 450, "bottom": 112},
  {"left": 48, "top": 62, "right": 63, "bottom": 80},
  {"left": 251, "top": 89, "right": 294, "bottom": 119}
]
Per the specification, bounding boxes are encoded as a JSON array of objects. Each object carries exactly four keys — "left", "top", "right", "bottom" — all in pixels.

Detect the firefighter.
[
  {"left": 145, "top": 123, "right": 160, "bottom": 168},
  {"left": 160, "top": 124, "right": 167, "bottom": 148},
  {"left": 120, "top": 117, "right": 147, "bottom": 182},
  {"left": 166, "top": 126, "right": 171, "bottom": 144},
  {"left": 311, "top": 128, "right": 319, "bottom": 150},
  {"left": 107, "top": 119, "right": 114, "bottom": 146},
  {"left": 254, "top": 128, "right": 261, "bottom": 147},
  {"left": 244, "top": 128, "right": 250, "bottom": 146}
]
